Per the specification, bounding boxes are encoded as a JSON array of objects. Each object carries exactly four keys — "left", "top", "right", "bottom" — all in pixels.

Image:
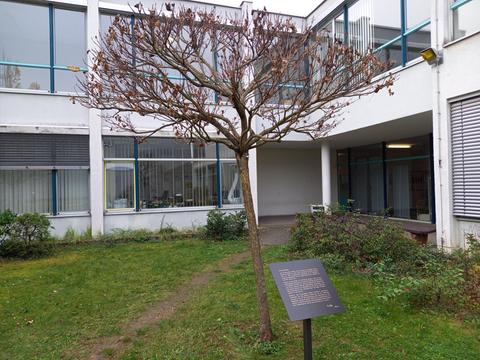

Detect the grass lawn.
[
  {"left": 123, "top": 246, "right": 480, "bottom": 360},
  {"left": 0, "top": 239, "right": 247, "bottom": 360}
]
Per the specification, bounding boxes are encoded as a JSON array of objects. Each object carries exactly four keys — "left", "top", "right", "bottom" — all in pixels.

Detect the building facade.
[{"left": 0, "top": 0, "right": 479, "bottom": 249}]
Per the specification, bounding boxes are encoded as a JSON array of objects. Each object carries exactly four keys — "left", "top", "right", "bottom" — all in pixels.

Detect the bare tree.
[{"left": 77, "top": 3, "right": 393, "bottom": 341}]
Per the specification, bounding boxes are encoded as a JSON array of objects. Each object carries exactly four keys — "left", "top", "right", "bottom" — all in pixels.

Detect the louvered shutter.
[
  {"left": 451, "top": 95, "right": 480, "bottom": 218},
  {"left": 0, "top": 133, "right": 89, "bottom": 168}
]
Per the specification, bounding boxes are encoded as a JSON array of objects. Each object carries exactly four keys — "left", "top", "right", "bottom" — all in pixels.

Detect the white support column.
[
  {"left": 431, "top": 0, "right": 454, "bottom": 248},
  {"left": 87, "top": 0, "right": 104, "bottom": 235},
  {"left": 321, "top": 142, "right": 332, "bottom": 209}
]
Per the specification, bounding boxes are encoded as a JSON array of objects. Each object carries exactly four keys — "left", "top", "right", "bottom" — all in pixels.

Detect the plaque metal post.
[{"left": 303, "top": 318, "right": 312, "bottom": 360}]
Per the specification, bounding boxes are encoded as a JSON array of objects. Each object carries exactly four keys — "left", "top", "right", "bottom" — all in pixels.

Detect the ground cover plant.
[
  {"left": 0, "top": 239, "right": 247, "bottom": 359},
  {"left": 290, "top": 211, "right": 480, "bottom": 316}
]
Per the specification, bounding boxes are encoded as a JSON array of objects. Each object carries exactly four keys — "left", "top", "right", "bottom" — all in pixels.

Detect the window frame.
[
  {"left": 103, "top": 136, "right": 242, "bottom": 213},
  {"left": 0, "top": 0, "right": 88, "bottom": 93},
  {"left": 313, "top": 0, "right": 432, "bottom": 71}
]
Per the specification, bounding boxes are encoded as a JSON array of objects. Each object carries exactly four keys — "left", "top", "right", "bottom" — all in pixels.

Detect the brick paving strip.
[{"left": 74, "top": 250, "right": 251, "bottom": 360}]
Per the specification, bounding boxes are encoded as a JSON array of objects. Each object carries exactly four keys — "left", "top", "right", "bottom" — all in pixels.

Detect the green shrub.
[
  {"left": 290, "top": 212, "right": 480, "bottom": 314},
  {"left": 290, "top": 212, "right": 419, "bottom": 270},
  {"left": 203, "top": 210, "right": 247, "bottom": 241},
  {"left": 0, "top": 209, "right": 16, "bottom": 243},
  {"left": 0, "top": 211, "right": 54, "bottom": 259}
]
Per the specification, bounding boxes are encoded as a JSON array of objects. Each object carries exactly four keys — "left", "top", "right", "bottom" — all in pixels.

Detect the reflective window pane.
[
  {"left": 193, "top": 143, "right": 217, "bottom": 159},
  {"left": 336, "top": 150, "right": 349, "bottom": 207},
  {"left": 58, "top": 169, "right": 90, "bottom": 212},
  {"left": 139, "top": 138, "right": 191, "bottom": 159},
  {"left": 453, "top": 1, "right": 480, "bottom": 40},
  {"left": 387, "top": 158, "right": 431, "bottom": 221},
  {"left": 0, "top": 1, "right": 49, "bottom": 64},
  {"left": 0, "top": 170, "right": 52, "bottom": 214},
  {"left": 100, "top": 13, "right": 117, "bottom": 36},
  {"left": 104, "top": 137, "right": 135, "bottom": 158},
  {"left": 333, "top": 13, "right": 345, "bottom": 41},
  {"left": 406, "top": 0, "right": 430, "bottom": 29},
  {"left": 54, "top": 8, "right": 86, "bottom": 67},
  {"left": 374, "top": 40, "right": 402, "bottom": 70},
  {"left": 406, "top": 27, "right": 431, "bottom": 62},
  {"left": 0, "top": 65, "right": 49, "bottom": 90},
  {"left": 350, "top": 144, "right": 384, "bottom": 215},
  {"left": 218, "top": 144, "right": 235, "bottom": 159},
  {"left": 55, "top": 70, "right": 86, "bottom": 93},
  {"left": 221, "top": 162, "right": 242, "bottom": 205},
  {"left": 348, "top": 0, "right": 401, "bottom": 52},
  {"left": 139, "top": 161, "right": 217, "bottom": 208},
  {"left": 105, "top": 162, "right": 135, "bottom": 209}
]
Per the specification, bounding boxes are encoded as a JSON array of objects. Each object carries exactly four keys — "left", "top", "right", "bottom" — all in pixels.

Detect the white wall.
[
  {"left": 104, "top": 206, "right": 243, "bottom": 232},
  {"left": 435, "top": 29, "right": 480, "bottom": 249},
  {"left": 49, "top": 215, "right": 91, "bottom": 237},
  {"left": 0, "top": 92, "right": 88, "bottom": 132},
  {"left": 257, "top": 148, "right": 322, "bottom": 216}
]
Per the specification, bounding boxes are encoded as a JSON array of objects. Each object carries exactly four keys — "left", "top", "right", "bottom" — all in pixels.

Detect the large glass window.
[
  {"left": 335, "top": 0, "right": 432, "bottom": 70},
  {"left": 0, "top": 1, "right": 49, "bottom": 64},
  {"left": 0, "top": 1, "right": 49, "bottom": 90},
  {"left": 0, "top": 170, "right": 52, "bottom": 214},
  {"left": 103, "top": 137, "right": 242, "bottom": 211},
  {"left": 337, "top": 135, "right": 432, "bottom": 221},
  {"left": 105, "top": 162, "right": 135, "bottom": 209},
  {"left": 453, "top": 0, "right": 480, "bottom": 40},
  {"left": 58, "top": 169, "right": 90, "bottom": 213},
  {"left": 221, "top": 162, "right": 242, "bottom": 205},
  {"left": 385, "top": 135, "right": 431, "bottom": 221},
  {"left": 349, "top": 143, "right": 384, "bottom": 215},
  {"left": 336, "top": 149, "right": 349, "bottom": 207},
  {"left": 0, "top": 134, "right": 90, "bottom": 215},
  {"left": 0, "top": 1, "right": 87, "bottom": 92},
  {"left": 54, "top": 8, "right": 86, "bottom": 92}
]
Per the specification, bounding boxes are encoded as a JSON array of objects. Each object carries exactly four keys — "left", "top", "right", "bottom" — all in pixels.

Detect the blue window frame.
[
  {"left": 103, "top": 137, "right": 241, "bottom": 211},
  {"left": 317, "top": 0, "right": 432, "bottom": 70},
  {"left": 0, "top": 1, "right": 87, "bottom": 93}
]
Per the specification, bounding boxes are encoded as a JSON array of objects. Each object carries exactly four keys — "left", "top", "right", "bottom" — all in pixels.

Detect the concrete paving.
[{"left": 259, "top": 215, "right": 296, "bottom": 245}]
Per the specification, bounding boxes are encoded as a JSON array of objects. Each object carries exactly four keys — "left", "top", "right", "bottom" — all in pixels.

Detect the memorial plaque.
[{"left": 269, "top": 259, "right": 345, "bottom": 321}]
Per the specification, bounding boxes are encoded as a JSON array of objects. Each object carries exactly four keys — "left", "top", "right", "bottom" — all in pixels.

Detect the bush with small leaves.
[
  {"left": 0, "top": 211, "right": 54, "bottom": 259},
  {"left": 203, "top": 210, "right": 247, "bottom": 241}
]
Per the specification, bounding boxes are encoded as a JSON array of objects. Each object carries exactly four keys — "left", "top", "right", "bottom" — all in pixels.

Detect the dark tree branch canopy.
[{"left": 77, "top": 3, "right": 393, "bottom": 154}]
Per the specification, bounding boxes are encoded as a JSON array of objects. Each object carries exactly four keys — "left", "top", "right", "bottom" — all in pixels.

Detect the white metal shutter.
[{"left": 451, "top": 95, "right": 480, "bottom": 218}]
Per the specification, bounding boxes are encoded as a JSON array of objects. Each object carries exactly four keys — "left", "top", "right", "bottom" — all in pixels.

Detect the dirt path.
[{"left": 77, "top": 250, "right": 251, "bottom": 360}]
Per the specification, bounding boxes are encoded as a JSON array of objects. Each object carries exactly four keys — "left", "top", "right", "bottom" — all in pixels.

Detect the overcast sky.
[{"left": 195, "top": 0, "right": 322, "bottom": 17}]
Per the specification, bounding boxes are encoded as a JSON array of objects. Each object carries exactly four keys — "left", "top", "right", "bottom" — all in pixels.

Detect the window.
[
  {"left": 54, "top": 8, "right": 86, "bottom": 92},
  {"left": 58, "top": 169, "right": 90, "bottom": 213},
  {"left": 349, "top": 143, "right": 384, "bottom": 215},
  {"left": 337, "top": 135, "right": 433, "bottom": 221},
  {"left": 0, "top": 1, "right": 87, "bottom": 92},
  {"left": 0, "top": 1, "right": 49, "bottom": 90},
  {"left": 453, "top": 0, "right": 480, "bottom": 40},
  {"left": 105, "top": 162, "right": 135, "bottom": 209},
  {"left": 451, "top": 95, "right": 480, "bottom": 218},
  {"left": 385, "top": 136, "right": 432, "bottom": 221},
  {"left": 319, "top": 0, "right": 432, "bottom": 71},
  {"left": 0, "top": 133, "right": 90, "bottom": 214},
  {"left": 103, "top": 137, "right": 242, "bottom": 211},
  {"left": 336, "top": 149, "right": 349, "bottom": 207},
  {"left": 0, "top": 170, "right": 52, "bottom": 214}
]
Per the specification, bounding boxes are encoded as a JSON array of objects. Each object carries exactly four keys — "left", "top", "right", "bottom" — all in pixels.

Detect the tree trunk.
[{"left": 236, "top": 152, "right": 274, "bottom": 342}]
